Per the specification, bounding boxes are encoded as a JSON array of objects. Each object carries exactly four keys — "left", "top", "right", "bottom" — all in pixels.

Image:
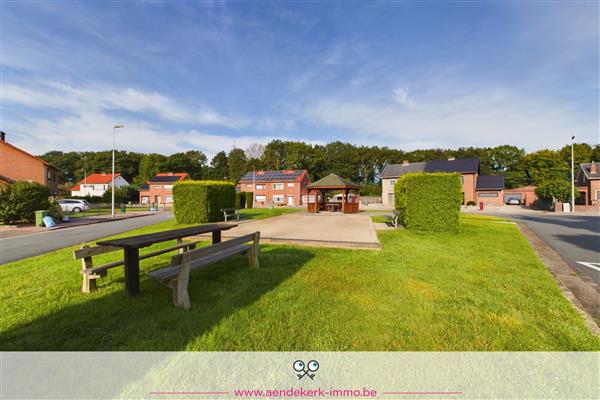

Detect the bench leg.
[
  {"left": 169, "top": 253, "right": 191, "bottom": 309},
  {"left": 247, "top": 232, "right": 260, "bottom": 269},
  {"left": 82, "top": 270, "right": 97, "bottom": 293}
]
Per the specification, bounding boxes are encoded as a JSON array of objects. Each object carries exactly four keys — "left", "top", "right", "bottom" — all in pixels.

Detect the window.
[
  {"left": 247, "top": 184, "right": 252, "bottom": 187},
  {"left": 596, "top": 190, "right": 600, "bottom": 200},
  {"left": 389, "top": 179, "right": 396, "bottom": 187},
  {"left": 478, "top": 192, "right": 498, "bottom": 198},
  {"left": 273, "top": 195, "right": 284, "bottom": 203},
  {"left": 256, "top": 184, "right": 265, "bottom": 190},
  {"left": 388, "top": 193, "right": 394, "bottom": 204},
  {"left": 141, "top": 196, "right": 149, "bottom": 204},
  {"left": 152, "top": 185, "right": 162, "bottom": 189},
  {"left": 165, "top": 195, "right": 173, "bottom": 203},
  {"left": 255, "top": 195, "right": 266, "bottom": 202},
  {"left": 273, "top": 183, "right": 284, "bottom": 190},
  {"left": 164, "top": 185, "right": 173, "bottom": 190},
  {"left": 287, "top": 182, "right": 295, "bottom": 187}
]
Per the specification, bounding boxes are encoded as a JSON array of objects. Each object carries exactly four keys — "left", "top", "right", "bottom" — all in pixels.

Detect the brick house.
[
  {"left": 70, "top": 173, "right": 130, "bottom": 197},
  {"left": 575, "top": 161, "right": 600, "bottom": 207},
  {"left": 381, "top": 157, "right": 505, "bottom": 207},
  {"left": 0, "top": 131, "right": 61, "bottom": 194},
  {"left": 139, "top": 173, "right": 189, "bottom": 205},
  {"left": 239, "top": 170, "right": 311, "bottom": 207}
]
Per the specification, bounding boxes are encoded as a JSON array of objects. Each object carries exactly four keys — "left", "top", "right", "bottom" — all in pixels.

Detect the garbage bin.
[
  {"left": 35, "top": 210, "right": 49, "bottom": 227},
  {"left": 120, "top": 204, "right": 126, "bottom": 214}
]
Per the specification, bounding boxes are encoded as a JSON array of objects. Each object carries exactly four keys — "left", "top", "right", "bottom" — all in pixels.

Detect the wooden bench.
[
  {"left": 74, "top": 239, "right": 202, "bottom": 293},
  {"left": 221, "top": 208, "right": 240, "bottom": 222},
  {"left": 147, "top": 232, "right": 260, "bottom": 309}
]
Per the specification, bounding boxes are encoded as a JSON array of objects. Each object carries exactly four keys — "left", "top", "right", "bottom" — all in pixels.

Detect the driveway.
[
  {"left": 1, "top": 212, "right": 173, "bottom": 264},
  {"left": 216, "top": 212, "right": 380, "bottom": 249},
  {"left": 492, "top": 213, "right": 600, "bottom": 286}
]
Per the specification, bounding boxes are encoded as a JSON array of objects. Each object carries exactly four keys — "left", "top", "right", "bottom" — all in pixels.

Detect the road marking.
[{"left": 576, "top": 261, "right": 600, "bottom": 272}]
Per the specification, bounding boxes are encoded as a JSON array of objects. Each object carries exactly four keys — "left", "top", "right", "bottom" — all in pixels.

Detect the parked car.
[
  {"left": 506, "top": 198, "right": 521, "bottom": 205},
  {"left": 58, "top": 199, "right": 90, "bottom": 213}
]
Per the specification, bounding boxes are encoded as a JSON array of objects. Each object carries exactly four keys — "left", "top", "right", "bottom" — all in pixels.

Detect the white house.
[{"left": 70, "top": 173, "right": 129, "bottom": 197}]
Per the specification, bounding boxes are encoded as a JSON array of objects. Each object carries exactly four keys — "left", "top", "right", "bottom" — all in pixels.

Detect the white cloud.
[
  {"left": 1, "top": 81, "right": 249, "bottom": 129},
  {"left": 302, "top": 85, "right": 598, "bottom": 151},
  {"left": 5, "top": 110, "right": 271, "bottom": 158},
  {"left": 393, "top": 87, "right": 414, "bottom": 107}
]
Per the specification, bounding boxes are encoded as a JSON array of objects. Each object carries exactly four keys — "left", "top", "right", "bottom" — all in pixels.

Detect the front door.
[
  {"left": 287, "top": 195, "right": 294, "bottom": 206},
  {"left": 155, "top": 195, "right": 161, "bottom": 204}
]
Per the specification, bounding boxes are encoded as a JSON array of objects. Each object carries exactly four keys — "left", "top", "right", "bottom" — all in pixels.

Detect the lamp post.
[
  {"left": 571, "top": 135, "right": 575, "bottom": 213},
  {"left": 111, "top": 124, "right": 125, "bottom": 218}
]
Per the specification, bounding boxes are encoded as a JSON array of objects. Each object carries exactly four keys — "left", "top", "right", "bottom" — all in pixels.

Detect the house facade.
[
  {"left": 0, "top": 131, "right": 61, "bottom": 194},
  {"left": 70, "top": 173, "right": 129, "bottom": 197},
  {"left": 239, "top": 170, "right": 311, "bottom": 207},
  {"left": 575, "top": 161, "right": 600, "bottom": 207},
  {"left": 139, "top": 173, "right": 189, "bottom": 205},
  {"left": 381, "top": 157, "right": 505, "bottom": 207}
]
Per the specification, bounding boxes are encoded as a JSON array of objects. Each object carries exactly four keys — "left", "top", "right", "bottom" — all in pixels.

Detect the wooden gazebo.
[{"left": 305, "top": 173, "right": 361, "bottom": 214}]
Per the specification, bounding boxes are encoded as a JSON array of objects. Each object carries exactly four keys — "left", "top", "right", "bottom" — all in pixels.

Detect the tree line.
[{"left": 40, "top": 140, "right": 599, "bottom": 193}]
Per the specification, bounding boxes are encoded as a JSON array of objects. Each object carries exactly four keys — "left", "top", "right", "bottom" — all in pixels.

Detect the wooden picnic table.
[{"left": 97, "top": 223, "right": 237, "bottom": 297}]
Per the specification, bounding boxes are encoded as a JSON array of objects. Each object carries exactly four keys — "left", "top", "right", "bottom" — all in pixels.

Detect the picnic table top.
[{"left": 97, "top": 223, "right": 237, "bottom": 249}]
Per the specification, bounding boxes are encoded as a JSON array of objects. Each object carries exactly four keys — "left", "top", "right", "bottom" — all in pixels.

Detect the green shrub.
[
  {"left": 466, "top": 200, "right": 477, "bottom": 206},
  {"left": 0, "top": 181, "right": 51, "bottom": 224},
  {"left": 47, "top": 198, "right": 64, "bottom": 221},
  {"left": 173, "top": 180, "right": 235, "bottom": 223},
  {"left": 235, "top": 191, "right": 246, "bottom": 209},
  {"left": 245, "top": 192, "right": 253, "bottom": 208},
  {"left": 394, "top": 173, "right": 462, "bottom": 232},
  {"left": 535, "top": 180, "right": 570, "bottom": 202}
]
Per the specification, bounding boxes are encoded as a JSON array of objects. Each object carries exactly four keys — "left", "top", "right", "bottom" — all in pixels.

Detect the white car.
[
  {"left": 506, "top": 198, "right": 521, "bottom": 205},
  {"left": 58, "top": 199, "right": 90, "bottom": 213}
]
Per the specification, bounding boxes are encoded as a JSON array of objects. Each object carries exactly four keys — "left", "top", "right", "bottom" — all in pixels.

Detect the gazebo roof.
[{"left": 305, "top": 173, "right": 361, "bottom": 190}]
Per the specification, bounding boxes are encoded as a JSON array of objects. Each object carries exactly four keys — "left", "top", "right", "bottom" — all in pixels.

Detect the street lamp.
[
  {"left": 111, "top": 124, "right": 125, "bottom": 218},
  {"left": 571, "top": 135, "right": 575, "bottom": 213}
]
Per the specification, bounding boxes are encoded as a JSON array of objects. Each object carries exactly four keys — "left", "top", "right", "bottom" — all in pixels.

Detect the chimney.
[
  {"left": 0, "top": 131, "right": 5, "bottom": 142},
  {"left": 402, "top": 160, "right": 409, "bottom": 165},
  {"left": 448, "top": 156, "right": 455, "bottom": 161},
  {"left": 591, "top": 161, "right": 597, "bottom": 174}
]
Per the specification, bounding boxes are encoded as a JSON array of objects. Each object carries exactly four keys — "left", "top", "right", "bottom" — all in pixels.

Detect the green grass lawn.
[
  {"left": 66, "top": 206, "right": 151, "bottom": 218},
  {"left": 370, "top": 214, "right": 391, "bottom": 223},
  {"left": 1, "top": 215, "right": 598, "bottom": 351}
]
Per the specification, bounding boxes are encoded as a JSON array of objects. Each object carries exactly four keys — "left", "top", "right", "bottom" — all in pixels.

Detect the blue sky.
[{"left": 1, "top": 1, "right": 598, "bottom": 157}]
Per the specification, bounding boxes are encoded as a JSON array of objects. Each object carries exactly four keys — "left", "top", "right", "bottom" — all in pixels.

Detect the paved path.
[
  {"left": 1, "top": 212, "right": 173, "bottom": 264},
  {"left": 208, "top": 212, "right": 380, "bottom": 249},
  {"left": 494, "top": 213, "right": 600, "bottom": 285}
]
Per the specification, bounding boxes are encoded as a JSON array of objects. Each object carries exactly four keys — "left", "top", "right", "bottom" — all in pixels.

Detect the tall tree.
[
  {"left": 137, "top": 153, "right": 167, "bottom": 185},
  {"left": 523, "top": 149, "right": 567, "bottom": 185},
  {"left": 209, "top": 151, "right": 229, "bottom": 180},
  {"left": 165, "top": 150, "right": 207, "bottom": 180},
  {"left": 227, "top": 148, "right": 247, "bottom": 183}
]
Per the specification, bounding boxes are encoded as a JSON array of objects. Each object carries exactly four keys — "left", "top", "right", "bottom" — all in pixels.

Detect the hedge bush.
[
  {"left": 245, "top": 192, "right": 253, "bottom": 208},
  {"left": 0, "top": 181, "right": 51, "bottom": 224},
  {"left": 394, "top": 173, "right": 462, "bottom": 232},
  {"left": 173, "top": 180, "right": 235, "bottom": 223},
  {"left": 235, "top": 191, "right": 246, "bottom": 209}
]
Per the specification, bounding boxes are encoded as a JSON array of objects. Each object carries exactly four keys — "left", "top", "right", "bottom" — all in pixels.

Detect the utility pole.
[
  {"left": 570, "top": 135, "right": 575, "bottom": 213},
  {"left": 111, "top": 124, "right": 124, "bottom": 218}
]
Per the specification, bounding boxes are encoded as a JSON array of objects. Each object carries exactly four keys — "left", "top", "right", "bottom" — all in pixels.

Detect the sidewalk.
[{"left": 0, "top": 212, "right": 156, "bottom": 239}]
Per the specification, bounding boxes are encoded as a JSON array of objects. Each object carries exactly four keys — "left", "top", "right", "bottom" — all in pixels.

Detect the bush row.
[
  {"left": 394, "top": 173, "right": 462, "bottom": 232},
  {"left": 172, "top": 180, "right": 235, "bottom": 223},
  {"left": 0, "top": 181, "right": 62, "bottom": 224}
]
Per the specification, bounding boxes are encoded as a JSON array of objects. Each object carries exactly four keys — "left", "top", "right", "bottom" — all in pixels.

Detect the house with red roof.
[
  {"left": 239, "top": 170, "right": 311, "bottom": 207},
  {"left": 0, "top": 131, "right": 62, "bottom": 194},
  {"left": 70, "top": 173, "right": 130, "bottom": 197},
  {"left": 138, "top": 172, "right": 189, "bottom": 205}
]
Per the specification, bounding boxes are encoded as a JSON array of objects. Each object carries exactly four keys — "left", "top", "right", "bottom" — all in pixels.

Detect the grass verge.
[{"left": 1, "top": 215, "right": 598, "bottom": 350}]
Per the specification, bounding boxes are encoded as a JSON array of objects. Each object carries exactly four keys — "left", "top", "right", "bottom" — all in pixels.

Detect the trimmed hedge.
[
  {"left": 0, "top": 181, "right": 51, "bottom": 224},
  {"left": 173, "top": 180, "right": 235, "bottom": 223},
  {"left": 394, "top": 173, "right": 462, "bottom": 232},
  {"left": 235, "top": 191, "right": 247, "bottom": 209},
  {"left": 245, "top": 192, "right": 253, "bottom": 208}
]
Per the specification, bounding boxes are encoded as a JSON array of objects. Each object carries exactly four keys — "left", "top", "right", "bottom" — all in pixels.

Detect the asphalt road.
[
  {"left": 502, "top": 213, "right": 600, "bottom": 285},
  {"left": 1, "top": 212, "right": 173, "bottom": 264}
]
